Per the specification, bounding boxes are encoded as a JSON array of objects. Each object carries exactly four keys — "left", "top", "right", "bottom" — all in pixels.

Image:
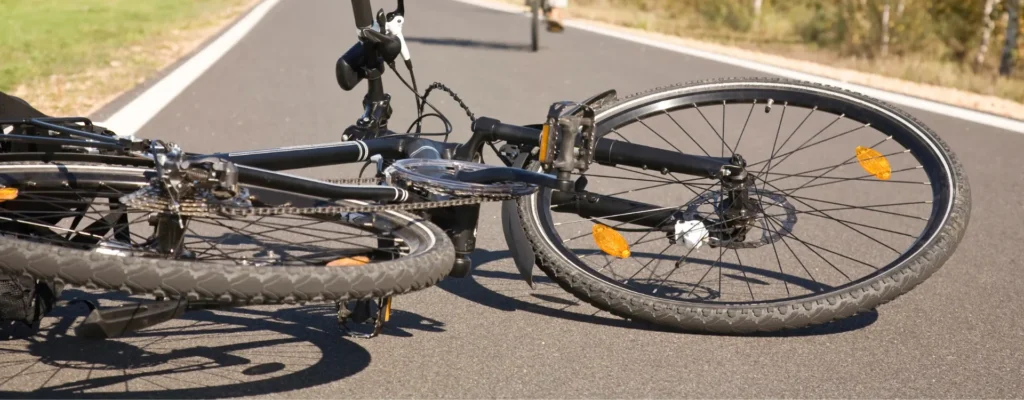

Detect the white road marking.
[
  {"left": 451, "top": 0, "right": 1024, "bottom": 134},
  {"left": 95, "top": 0, "right": 282, "bottom": 136}
]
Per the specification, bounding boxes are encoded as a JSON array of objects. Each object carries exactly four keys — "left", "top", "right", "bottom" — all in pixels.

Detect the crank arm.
[
  {"left": 453, "top": 166, "right": 579, "bottom": 192},
  {"left": 74, "top": 299, "right": 228, "bottom": 340}
]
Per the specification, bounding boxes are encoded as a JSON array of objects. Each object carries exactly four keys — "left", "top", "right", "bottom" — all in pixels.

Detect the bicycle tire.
[
  {"left": 0, "top": 159, "right": 455, "bottom": 304},
  {"left": 531, "top": 0, "right": 540, "bottom": 52},
  {"left": 516, "top": 77, "right": 970, "bottom": 333}
]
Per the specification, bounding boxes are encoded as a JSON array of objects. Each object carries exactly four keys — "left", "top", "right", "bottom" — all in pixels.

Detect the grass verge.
[{"left": 1, "top": 0, "right": 258, "bottom": 116}]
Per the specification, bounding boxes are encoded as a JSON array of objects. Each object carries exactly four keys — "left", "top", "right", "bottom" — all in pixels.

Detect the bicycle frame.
[
  {"left": 0, "top": 0, "right": 738, "bottom": 278},
  {"left": 0, "top": 114, "right": 734, "bottom": 274}
]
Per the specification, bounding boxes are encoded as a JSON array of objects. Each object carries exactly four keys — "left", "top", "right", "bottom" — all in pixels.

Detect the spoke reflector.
[
  {"left": 593, "top": 224, "right": 630, "bottom": 258},
  {"left": 0, "top": 188, "right": 18, "bottom": 202},
  {"left": 855, "top": 146, "right": 892, "bottom": 180},
  {"left": 327, "top": 255, "right": 370, "bottom": 267}
]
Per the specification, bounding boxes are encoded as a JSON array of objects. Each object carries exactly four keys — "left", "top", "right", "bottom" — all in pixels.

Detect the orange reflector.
[
  {"left": 0, "top": 188, "right": 18, "bottom": 202},
  {"left": 593, "top": 224, "right": 630, "bottom": 258},
  {"left": 855, "top": 146, "right": 891, "bottom": 180},
  {"left": 538, "top": 124, "right": 551, "bottom": 162},
  {"left": 383, "top": 297, "right": 393, "bottom": 322},
  {"left": 327, "top": 255, "right": 370, "bottom": 267}
]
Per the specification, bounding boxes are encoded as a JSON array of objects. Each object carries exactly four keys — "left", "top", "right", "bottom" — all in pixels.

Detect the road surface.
[{"left": 1, "top": 0, "right": 1021, "bottom": 398}]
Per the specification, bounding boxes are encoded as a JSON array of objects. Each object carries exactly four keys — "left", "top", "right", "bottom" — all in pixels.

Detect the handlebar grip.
[
  {"left": 472, "top": 117, "right": 541, "bottom": 143},
  {"left": 352, "top": 0, "right": 374, "bottom": 29}
]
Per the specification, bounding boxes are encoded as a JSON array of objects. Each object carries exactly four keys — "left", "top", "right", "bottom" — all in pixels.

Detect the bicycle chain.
[{"left": 119, "top": 176, "right": 521, "bottom": 218}]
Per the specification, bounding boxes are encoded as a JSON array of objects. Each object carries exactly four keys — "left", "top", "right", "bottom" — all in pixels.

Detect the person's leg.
[{"left": 545, "top": 0, "right": 568, "bottom": 32}]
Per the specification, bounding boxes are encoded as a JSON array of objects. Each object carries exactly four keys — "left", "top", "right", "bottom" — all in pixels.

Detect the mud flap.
[
  {"left": 502, "top": 198, "right": 537, "bottom": 288},
  {"left": 498, "top": 89, "right": 617, "bottom": 288},
  {"left": 502, "top": 148, "right": 539, "bottom": 288}
]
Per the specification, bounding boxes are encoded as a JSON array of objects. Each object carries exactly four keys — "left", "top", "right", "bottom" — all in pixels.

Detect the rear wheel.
[
  {"left": 0, "top": 158, "right": 453, "bottom": 304},
  {"left": 517, "top": 78, "right": 970, "bottom": 333}
]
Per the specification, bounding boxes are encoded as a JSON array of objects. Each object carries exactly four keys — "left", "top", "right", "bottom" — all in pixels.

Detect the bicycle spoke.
[
  {"left": 766, "top": 149, "right": 911, "bottom": 184},
  {"left": 721, "top": 100, "right": 726, "bottom": 157},
  {"left": 766, "top": 194, "right": 930, "bottom": 221},
  {"left": 766, "top": 214, "right": 879, "bottom": 270},
  {"left": 694, "top": 104, "right": 735, "bottom": 156},
  {"left": 748, "top": 112, "right": 844, "bottom": 169},
  {"left": 775, "top": 136, "right": 891, "bottom": 197},
  {"left": 685, "top": 246, "right": 725, "bottom": 299},
  {"left": 751, "top": 120, "right": 868, "bottom": 172},
  {"left": 764, "top": 215, "right": 852, "bottom": 281},
  {"left": 761, "top": 216, "right": 792, "bottom": 296},
  {"left": 733, "top": 249, "right": 755, "bottom": 301},
  {"left": 763, "top": 165, "right": 923, "bottom": 185},
  {"left": 610, "top": 128, "right": 632, "bottom": 143},
  {"left": 756, "top": 177, "right": 904, "bottom": 253},
  {"left": 732, "top": 99, "right": 757, "bottom": 153},
  {"left": 636, "top": 117, "right": 686, "bottom": 156},
  {"left": 663, "top": 110, "right": 710, "bottom": 157}
]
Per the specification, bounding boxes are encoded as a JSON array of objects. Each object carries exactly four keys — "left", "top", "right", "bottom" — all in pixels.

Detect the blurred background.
[
  {"left": 2, "top": 0, "right": 1022, "bottom": 116},
  {"left": 517, "top": 0, "right": 1024, "bottom": 101}
]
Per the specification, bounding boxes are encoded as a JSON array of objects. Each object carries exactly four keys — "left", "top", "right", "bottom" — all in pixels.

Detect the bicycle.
[
  {"left": 0, "top": 0, "right": 970, "bottom": 339},
  {"left": 530, "top": 0, "right": 548, "bottom": 52}
]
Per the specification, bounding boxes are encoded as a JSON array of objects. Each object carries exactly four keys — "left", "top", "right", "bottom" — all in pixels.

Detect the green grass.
[{"left": 0, "top": 0, "right": 248, "bottom": 92}]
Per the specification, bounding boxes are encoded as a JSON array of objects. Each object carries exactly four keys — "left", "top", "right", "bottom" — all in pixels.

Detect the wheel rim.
[
  {"left": 0, "top": 163, "right": 434, "bottom": 269},
  {"left": 532, "top": 82, "right": 956, "bottom": 306}
]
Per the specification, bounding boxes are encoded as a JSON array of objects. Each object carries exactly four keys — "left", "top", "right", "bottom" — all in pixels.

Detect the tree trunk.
[
  {"left": 976, "top": 0, "right": 1001, "bottom": 70},
  {"left": 881, "top": 1, "right": 891, "bottom": 57},
  {"left": 1000, "top": 0, "right": 1021, "bottom": 76}
]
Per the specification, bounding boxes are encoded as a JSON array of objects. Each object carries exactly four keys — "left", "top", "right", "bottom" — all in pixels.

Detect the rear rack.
[{"left": 0, "top": 117, "right": 148, "bottom": 153}]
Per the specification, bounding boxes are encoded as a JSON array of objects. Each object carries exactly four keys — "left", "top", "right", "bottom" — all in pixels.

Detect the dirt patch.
[{"left": 486, "top": 0, "right": 1024, "bottom": 121}]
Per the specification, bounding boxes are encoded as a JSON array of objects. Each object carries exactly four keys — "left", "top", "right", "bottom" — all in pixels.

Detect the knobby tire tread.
[
  {"left": 0, "top": 162, "right": 455, "bottom": 305},
  {"left": 517, "top": 77, "right": 971, "bottom": 333}
]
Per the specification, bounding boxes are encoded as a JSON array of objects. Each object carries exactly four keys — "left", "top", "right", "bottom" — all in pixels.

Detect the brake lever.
[
  {"left": 385, "top": 12, "right": 410, "bottom": 61},
  {"left": 376, "top": 9, "right": 387, "bottom": 34},
  {"left": 386, "top": 0, "right": 405, "bottom": 20}
]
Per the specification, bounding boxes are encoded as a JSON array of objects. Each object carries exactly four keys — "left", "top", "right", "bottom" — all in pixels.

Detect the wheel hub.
[{"left": 680, "top": 188, "right": 797, "bottom": 249}]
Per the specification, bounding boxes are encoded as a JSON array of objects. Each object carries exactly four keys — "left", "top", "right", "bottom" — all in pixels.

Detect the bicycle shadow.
[
  {"left": 437, "top": 248, "right": 878, "bottom": 337},
  {"left": 406, "top": 37, "right": 534, "bottom": 52},
  {"left": 0, "top": 289, "right": 441, "bottom": 398}
]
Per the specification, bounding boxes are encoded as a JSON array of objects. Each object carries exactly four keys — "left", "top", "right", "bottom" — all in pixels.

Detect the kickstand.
[{"left": 338, "top": 296, "right": 393, "bottom": 339}]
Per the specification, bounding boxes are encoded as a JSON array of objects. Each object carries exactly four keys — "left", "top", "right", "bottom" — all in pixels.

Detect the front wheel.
[{"left": 517, "top": 78, "right": 970, "bottom": 333}]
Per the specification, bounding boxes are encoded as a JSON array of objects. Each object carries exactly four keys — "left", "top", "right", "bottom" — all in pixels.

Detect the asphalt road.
[{"left": 2, "top": 0, "right": 1023, "bottom": 398}]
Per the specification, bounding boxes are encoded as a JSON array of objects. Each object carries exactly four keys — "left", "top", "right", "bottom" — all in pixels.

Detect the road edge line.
[{"left": 97, "top": 0, "right": 281, "bottom": 136}]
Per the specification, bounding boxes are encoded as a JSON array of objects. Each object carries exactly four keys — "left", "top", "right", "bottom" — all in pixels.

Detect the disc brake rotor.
[{"left": 682, "top": 189, "right": 797, "bottom": 249}]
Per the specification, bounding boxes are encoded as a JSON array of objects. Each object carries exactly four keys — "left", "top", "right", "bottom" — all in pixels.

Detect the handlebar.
[{"left": 352, "top": 0, "right": 374, "bottom": 29}]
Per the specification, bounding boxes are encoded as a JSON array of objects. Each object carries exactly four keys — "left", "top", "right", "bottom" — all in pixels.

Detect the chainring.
[{"left": 384, "top": 159, "right": 538, "bottom": 199}]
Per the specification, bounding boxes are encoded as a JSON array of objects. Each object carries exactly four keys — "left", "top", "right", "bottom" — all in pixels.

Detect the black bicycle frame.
[
  {"left": 0, "top": 0, "right": 739, "bottom": 278},
  {"left": 0, "top": 115, "right": 733, "bottom": 228}
]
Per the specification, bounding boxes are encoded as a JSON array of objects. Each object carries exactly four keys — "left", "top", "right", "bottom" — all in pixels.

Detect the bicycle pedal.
[{"left": 337, "top": 296, "right": 393, "bottom": 339}]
